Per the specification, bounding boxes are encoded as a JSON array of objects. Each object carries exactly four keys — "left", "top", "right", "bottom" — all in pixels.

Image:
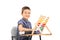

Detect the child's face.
[{"left": 22, "top": 9, "right": 31, "bottom": 19}]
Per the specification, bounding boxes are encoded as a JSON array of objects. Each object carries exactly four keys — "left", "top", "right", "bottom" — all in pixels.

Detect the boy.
[{"left": 17, "top": 6, "right": 41, "bottom": 40}]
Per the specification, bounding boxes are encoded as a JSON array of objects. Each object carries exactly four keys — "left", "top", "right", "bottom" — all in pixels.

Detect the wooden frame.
[{"left": 20, "top": 25, "right": 52, "bottom": 36}]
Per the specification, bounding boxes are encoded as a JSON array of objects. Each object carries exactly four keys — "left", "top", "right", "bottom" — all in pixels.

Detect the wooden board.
[{"left": 20, "top": 33, "right": 52, "bottom": 36}]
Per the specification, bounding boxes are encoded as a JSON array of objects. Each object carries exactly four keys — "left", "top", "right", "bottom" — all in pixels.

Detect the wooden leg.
[
  {"left": 39, "top": 36, "right": 41, "bottom": 40},
  {"left": 12, "top": 36, "right": 13, "bottom": 40}
]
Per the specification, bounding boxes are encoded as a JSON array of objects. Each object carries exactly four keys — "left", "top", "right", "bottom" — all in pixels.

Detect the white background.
[{"left": 0, "top": 0, "right": 60, "bottom": 40}]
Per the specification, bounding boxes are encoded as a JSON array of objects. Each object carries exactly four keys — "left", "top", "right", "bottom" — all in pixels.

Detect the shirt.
[
  {"left": 17, "top": 18, "right": 32, "bottom": 35},
  {"left": 18, "top": 18, "right": 32, "bottom": 29}
]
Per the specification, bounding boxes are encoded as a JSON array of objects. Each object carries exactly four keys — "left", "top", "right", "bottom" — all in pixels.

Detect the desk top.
[{"left": 20, "top": 33, "right": 52, "bottom": 36}]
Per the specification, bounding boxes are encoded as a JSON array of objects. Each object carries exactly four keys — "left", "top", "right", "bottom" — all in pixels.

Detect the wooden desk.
[{"left": 20, "top": 33, "right": 52, "bottom": 36}]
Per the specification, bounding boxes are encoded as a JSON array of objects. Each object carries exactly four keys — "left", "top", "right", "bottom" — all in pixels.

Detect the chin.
[{"left": 25, "top": 17, "right": 29, "bottom": 19}]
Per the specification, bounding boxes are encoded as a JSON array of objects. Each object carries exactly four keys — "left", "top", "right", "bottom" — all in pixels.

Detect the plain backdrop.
[{"left": 0, "top": 0, "right": 60, "bottom": 40}]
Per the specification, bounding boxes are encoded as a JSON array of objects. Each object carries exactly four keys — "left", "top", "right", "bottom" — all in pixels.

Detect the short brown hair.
[{"left": 21, "top": 6, "right": 31, "bottom": 14}]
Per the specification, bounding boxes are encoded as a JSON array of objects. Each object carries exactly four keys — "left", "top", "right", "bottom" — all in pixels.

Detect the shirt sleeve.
[{"left": 18, "top": 20, "right": 24, "bottom": 26}]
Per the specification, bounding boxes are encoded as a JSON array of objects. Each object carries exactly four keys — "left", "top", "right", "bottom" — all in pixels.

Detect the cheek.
[
  {"left": 27, "top": 14, "right": 30, "bottom": 17},
  {"left": 22, "top": 14, "right": 26, "bottom": 17}
]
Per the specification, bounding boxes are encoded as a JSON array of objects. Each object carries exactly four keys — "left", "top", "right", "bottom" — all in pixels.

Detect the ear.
[{"left": 21, "top": 13, "right": 23, "bottom": 15}]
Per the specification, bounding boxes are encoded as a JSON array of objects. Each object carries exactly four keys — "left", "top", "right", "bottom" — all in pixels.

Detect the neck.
[{"left": 22, "top": 17, "right": 28, "bottom": 21}]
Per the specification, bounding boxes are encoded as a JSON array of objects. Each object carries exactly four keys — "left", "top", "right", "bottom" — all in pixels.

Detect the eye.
[
  {"left": 28, "top": 12, "right": 30, "bottom": 14},
  {"left": 25, "top": 12, "right": 27, "bottom": 14}
]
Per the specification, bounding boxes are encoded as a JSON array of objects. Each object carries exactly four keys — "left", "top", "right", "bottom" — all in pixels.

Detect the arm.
[
  {"left": 18, "top": 24, "right": 33, "bottom": 32},
  {"left": 32, "top": 25, "right": 37, "bottom": 34}
]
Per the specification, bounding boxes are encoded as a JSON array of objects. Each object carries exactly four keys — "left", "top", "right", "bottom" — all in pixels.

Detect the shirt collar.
[{"left": 22, "top": 18, "right": 29, "bottom": 22}]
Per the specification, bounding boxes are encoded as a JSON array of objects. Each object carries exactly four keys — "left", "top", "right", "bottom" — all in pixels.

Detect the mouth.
[{"left": 26, "top": 16, "right": 30, "bottom": 18}]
